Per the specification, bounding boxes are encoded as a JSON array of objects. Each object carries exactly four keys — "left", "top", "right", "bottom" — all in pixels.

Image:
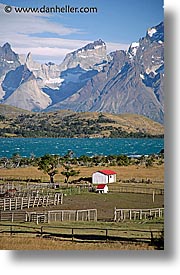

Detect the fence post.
[
  {"left": 72, "top": 228, "right": 74, "bottom": 241},
  {"left": 114, "top": 207, "right": 117, "bottom": 222},
  {"left": 15, "top": 197, "right": 18, "bottom": 210},
  {"left": 27, "top": 196, "right": 31, "bottom": 208},
  {"left": 129, "top": 210, "right": 132, "bottom": 220},
  {"left": 21, "top": 197, "right": 24, "bottom": 210},
  {"left": 11, "top": 212, "right": 14, "bottom": 223},
  {"left": 9, "top": 198, "right": 12, "bottom": 211},
  {"left": 25, "top": 212, "right": 28, "bottom": 222},
  {"left": 152, "top": 191, "right": 155, "bottom": 203},
  {"left": 62, "top": 210, "right": 64, "bottom": 222},
  {"left": 61, "top": 193, "right": 63, "bottom": 205},
  {"left": 139, "top": 210, "right": 143, "bottom": 220},
  {"left": 158, "top": 208, "right": 161, "bottom": 218},
  {"left": 76, "top": 210, "right": 78, "bottom": 221},
  {"left": 87, "top": 210, "right": 90, "bottom": 221},
  {"left": 105, "top": 229, "right": 108, "bottom": 242},
  {"left": 41, "top": 226, "right": 43, "bottom": 237},
  {"left": 53, "top": 194, "right": 57, "bottom": 205},
  {"left": 93, "top": 209, "right": 97, "bottom": 222},
  {"left": 10, "top": 225, "right": 13, "bottom": 236},
  {"left": 3, "top": 198, "right": 5, "bottom": 211}
]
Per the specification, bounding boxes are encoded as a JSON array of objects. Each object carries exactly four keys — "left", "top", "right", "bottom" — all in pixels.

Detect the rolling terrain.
[{"left": 0, "top": 104, "right": 164, "bottom": 138}]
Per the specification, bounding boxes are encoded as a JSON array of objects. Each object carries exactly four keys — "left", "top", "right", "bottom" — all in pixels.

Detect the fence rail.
[
  {"left": 0, "top": 193, "right": 63, "bottom": 211},
  {"left": 0, "top": 209, "right": 97, "bottom": 224},
  {"left": 0, "top": 223, "right": 164, "bottom": 247},
  {"left": 114, "top": 207, "right": 164, "bottom": 221},
  {"left": 109, "top": 186, "right": 164, "bottom": 195},
  {"left": 46, "top": 209, "right": 97, "bottom": 223}
]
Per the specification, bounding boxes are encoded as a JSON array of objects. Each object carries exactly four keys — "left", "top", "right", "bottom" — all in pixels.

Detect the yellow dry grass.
[
  {"left": 0, "top": 235, "right": 154, "bottom": 250},
  {"left": 0, "top": 164, "right": 164, "bottom": 185}
]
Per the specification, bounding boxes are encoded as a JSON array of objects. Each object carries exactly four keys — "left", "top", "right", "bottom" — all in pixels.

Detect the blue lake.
[{"left": 0, "top": 138, "right": 164, "bottom": 158}]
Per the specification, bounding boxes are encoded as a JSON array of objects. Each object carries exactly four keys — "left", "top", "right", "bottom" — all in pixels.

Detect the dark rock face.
[{"left": 2, "top": 64, "right": 34, "bottom": 99}]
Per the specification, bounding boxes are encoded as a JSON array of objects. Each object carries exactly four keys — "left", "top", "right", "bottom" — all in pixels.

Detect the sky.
[{"left": 0, "top": 0, "right": 164, "bottom": 64}]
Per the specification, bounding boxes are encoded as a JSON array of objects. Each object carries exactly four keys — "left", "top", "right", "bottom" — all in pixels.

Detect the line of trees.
[{"left": 0, "top": 151, "right": 164, "bottom": 183}]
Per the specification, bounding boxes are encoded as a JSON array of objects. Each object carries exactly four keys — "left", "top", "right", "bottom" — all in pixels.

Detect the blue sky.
[{"left": 0, "top": 0, "right": 164, "bottom": 63}]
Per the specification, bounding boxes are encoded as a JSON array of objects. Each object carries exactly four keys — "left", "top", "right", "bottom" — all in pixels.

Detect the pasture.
[
  {"left": 46, "top": 192, "right": 164, "bottom": 221},
  {"left": 0, "top": 164, "right": 164, "bottom": 250},
  {"left": 0, "top": 164, "right": 164, "bottom": 184}
]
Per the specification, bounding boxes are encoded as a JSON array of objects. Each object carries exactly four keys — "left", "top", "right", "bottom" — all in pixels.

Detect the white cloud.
[
  {"left": 0, "top": 3, "right": 81, "bottom": 36},
  {"left": 0, "top": 3, "right": 129, "bottom": 63}
]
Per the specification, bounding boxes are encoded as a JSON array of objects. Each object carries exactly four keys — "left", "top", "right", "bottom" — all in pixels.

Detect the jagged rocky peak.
[
  {"left": 77, "top": 39, "right": 106, "bottom": 52},
  {"left": 59, "top": 39, "right": 108, "bottom": 71},
  {"left": 146, "top": 22, "right": 164, "bottom": 43},
  {"left": 0, "top": 42, "right": 19, "bottom": 62},
  {"left": 2, "top": 42, "right": 11, "bottom": 50},
  {"left": 23, "top": 51, "right": 41, "bottom": 71},
  {"left": 25, "top": 52, "right": 33, "bottom": 63},
  {"left": 0, "top": 42, "right": 21, "bottom": 77},
  {"left": 128, "top": 41, "right": 140, "bottom": 59}
]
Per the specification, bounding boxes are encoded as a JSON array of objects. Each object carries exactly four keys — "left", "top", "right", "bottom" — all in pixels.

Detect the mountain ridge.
[{"left": 0, "top": 22, "right": 164, "bottom": 123}]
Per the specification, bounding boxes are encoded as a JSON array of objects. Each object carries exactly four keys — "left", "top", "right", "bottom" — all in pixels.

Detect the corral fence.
[
  {"left": 0, "top": 209, "right": 97, "bottom": 224},
  {"left": 0, "top": 223, "right": 164, "bottom": 248},
  {"left": 114, "top": 207, "right": 164, "bottom": 221},
  {"left": 0, "top": 183, "right": 49, "bottom": 193},
  {"left": 0, "top": 183, "right": 90, "bottom": 197},
  {"left": 0, "top": 193, "right": 63, "bottom": 211},
  {"left": 0, "top": 211, "right": 27, "bottom": 222},
  {"left": 46, "top": 209, "right": 97, "bottom": 223},
  {"left": 109, "top": 186, "right": 164, "bottom": 195}
]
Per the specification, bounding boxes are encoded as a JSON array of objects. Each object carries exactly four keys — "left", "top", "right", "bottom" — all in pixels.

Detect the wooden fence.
[
  {"left": 46, "top": 209, "right": 97, "bottom": 223},
  {"left": 0, "top": 209, "right": 97, "bottom": 224},
  {"left": 0, "top": 223, "right": 164, "bottom": 248},
  {"left": 109, "top": 186, "right": 164, "bottom": 195},
  {"left": 0, "top": 193, "right": 63, "bottom": 211},
  {"left": 28, "top": 209, "right": 97, "bottom": 224},
  {"left": 114, "top": 207, "right": 164, "bottom": 221},
  {"left": 0, "top": 211, "right": 27, "bottom": 222}
]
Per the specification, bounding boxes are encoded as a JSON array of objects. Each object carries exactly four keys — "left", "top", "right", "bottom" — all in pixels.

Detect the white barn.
[{"left": 92, "top": 170, "right": 117, "bottom": 184}]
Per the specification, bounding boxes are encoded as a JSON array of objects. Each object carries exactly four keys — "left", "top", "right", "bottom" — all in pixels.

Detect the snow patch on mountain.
[{"left": 148, "top": 27, "right": 157, "bottom": 37}]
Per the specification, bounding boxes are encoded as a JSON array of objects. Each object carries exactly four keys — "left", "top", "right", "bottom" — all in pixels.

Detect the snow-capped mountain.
[
  {"left": 47, "top": 22, "right": 164, "bottom": 123},
  {"left": 0, "top": 22, "right": 164, "bottom": 123}
]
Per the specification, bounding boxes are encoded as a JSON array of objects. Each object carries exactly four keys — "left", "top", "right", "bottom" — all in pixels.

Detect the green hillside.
[{"left": 0, "top": 104, "right": 164, "bottom": 138}]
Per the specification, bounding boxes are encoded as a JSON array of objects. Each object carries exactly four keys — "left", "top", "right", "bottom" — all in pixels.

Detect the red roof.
[
  {"left": 98, "top": 170, "right": 116, "bottom": 175},
  {"left": 96, "top": 184, "right": 106, "bottom": 189}
]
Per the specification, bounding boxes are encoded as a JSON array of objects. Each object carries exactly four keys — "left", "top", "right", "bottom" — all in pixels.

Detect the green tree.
[
  {"left": 37, "top": 154, "right": 59, "bottom": 183},
  {"left": 11, "top": 153, "right": 22, "bottom": 168},
  {"left": 61, "top": 164, "right": 80, "bottom": 183}
]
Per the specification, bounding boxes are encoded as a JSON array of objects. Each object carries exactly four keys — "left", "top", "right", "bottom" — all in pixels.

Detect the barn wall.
[
  {"left": 109, "top": 174, "right": 116, "bottom": 183},
  {"left": 92, "top": 172, "right": 108, "bottom": 184}
]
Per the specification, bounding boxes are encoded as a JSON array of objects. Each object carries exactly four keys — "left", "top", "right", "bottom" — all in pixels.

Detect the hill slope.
[{"left": 0, "top": 105, "right": 164, "bottom": 138}]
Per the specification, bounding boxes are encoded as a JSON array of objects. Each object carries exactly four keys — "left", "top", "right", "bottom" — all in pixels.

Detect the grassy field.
[
  {"left": 0, "top": 218, "right": 163, "bottom": 250},
  {"left": 0, "top": 235, "right": 155, "bottom": 250},
  {"left": 0, "top": 164, "right": 164, "bottom": 250},
  {"left": 0, "top": 164, "right": 164, "bottom": 183},
  {"left": 43, "top": 192, "right": 164, "bottom": 221}
]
